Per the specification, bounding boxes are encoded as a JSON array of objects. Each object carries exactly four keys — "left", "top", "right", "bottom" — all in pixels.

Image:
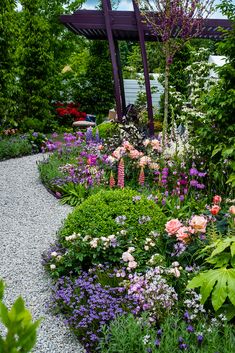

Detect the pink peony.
[
  {"left": 165, "top": 219, "right": 183, "bottom": 236},
  {"left": 210, "top": 205, "right": 221, "bottom": 215},
  {"left": 190, "top": 215, "right": 207, "bottom": 233},
  {"left": 176, "top": 226, "right": 194, "bottom": 242},
  {"left": 213, "top": 195, "right": 222, "bottom": 204}
]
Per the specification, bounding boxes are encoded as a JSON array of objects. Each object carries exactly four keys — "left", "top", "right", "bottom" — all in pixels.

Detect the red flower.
[{"left": 210, "top": 205, "right": 221, "bottom": 215}]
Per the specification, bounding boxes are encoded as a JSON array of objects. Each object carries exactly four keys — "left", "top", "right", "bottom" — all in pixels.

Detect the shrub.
[
  {"left": 95, "top": 122, "right": 119, "bottom": 139},
  {"left": 45, "top": 189, "right": 166, "bottom": 275},
  {"left": 0, "top": 136, "right": 32, "bottom": 161}
]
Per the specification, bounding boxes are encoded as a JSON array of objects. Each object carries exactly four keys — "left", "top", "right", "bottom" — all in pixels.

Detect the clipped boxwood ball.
[{"left": 59, "top": 188, "right": 166, "bottom": 240}]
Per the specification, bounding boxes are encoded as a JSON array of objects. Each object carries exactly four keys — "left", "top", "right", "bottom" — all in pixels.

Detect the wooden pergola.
[{"left": 60, "top": 0, "right": 232, "bottom": 135}]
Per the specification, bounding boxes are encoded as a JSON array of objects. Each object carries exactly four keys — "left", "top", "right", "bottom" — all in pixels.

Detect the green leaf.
[
  {"left": 211, "top": 237, "right": 235, "bottom": 257},
  {"left": 227, "top": 269, "right": 235, "bottom": 306},
  {"left": 0, "top": 302, "right": 10, "bottom": 326},
  {"left": 211, "top": 269, "right": 228, "bottom": 310},
  {"left": 0, "top": 280, "right": 4, "bottom": 301},
  {"left": 230, "top": 242, "right": 235, "bottom": 257}
]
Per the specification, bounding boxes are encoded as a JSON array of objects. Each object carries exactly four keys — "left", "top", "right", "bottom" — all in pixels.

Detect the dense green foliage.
[
  {"left": 0, "top": 280, "right": 39, "bottom": 352},
  {"left": 0, "top": 0, "right": 18, "bottom": 128},
  {"left": 0, "top": 136, "right": 32, "bottom": 160},
  {"left": 100, "top": 313, "right": 235, "bottom": 353}
]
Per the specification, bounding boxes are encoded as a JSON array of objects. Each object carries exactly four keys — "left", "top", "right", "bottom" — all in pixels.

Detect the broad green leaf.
[
  {"left": 211, "top": 268, "right": 228, "bottom": 310},
  {"left": 230, "top": 242, "right": 235, "bottom": 257},
  {"left": 0, "top": 302, "right": 10, "bottom": 326},
  {"left": 227, "top": 269, "right": 235, "bottom": 306},
  {"left": 211, "top": 238, "right": 235, "bottom": 257}
]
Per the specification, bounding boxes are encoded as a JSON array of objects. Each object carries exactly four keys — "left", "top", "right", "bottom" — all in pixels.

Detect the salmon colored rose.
[
  {"left": 165, "top": 219, "right": 183, "bottom": 236},
  {"left": 229, "top": 205, "right": 235, "bottom": 215},
  {"left": 210, "top": 205, "right": 221, "bottom": 215},
  {"left": 176, "top": 226, "right": 194, "bottom": 242},
  {"left": 190, "top": 215, "right": 207, "bottom": 233}
]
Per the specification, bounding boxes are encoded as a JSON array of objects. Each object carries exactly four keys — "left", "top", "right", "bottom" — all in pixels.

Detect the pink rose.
[
  {"left": 210, "top": 205, "right": 221, "bottom": 215},
  {"left": 129, "top": 149, "right": 141, "bottom": 159},
  {"left": 176, "top": 226, "right": 194, "bottom": 242},
  {"left": 190, "top": 215, "right": 207, "bottom": 233},
  {"left": 165, "top": 219, "right": 183, "bottom": 236},
  {"left": 213, "top": 195, "right": 222, "bottom": 204},
  {"left": 229, "top": 205, "right": 235, "bottom": 215}
]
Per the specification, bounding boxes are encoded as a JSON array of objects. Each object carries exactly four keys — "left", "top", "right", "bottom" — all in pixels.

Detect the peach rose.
[
  {"left": 150, "top": 139, "right": 161, "bottom": 151},
  {"left": 129, "top": 149, "right": 141, "bottom": 159},
  {"left": 165, "top": 219, "right": 183, "bottom": 236},
  {"left": 176, "top": 226, "right": 194, "bottom": 242},
  {"left": 139, "top": 156, "right": 152, "bottom": 167},
  {"left": 210, "top": 205, "right": 221, "bottom": 215},
  {"left": 229, "top": 205, "right": 235, "bottom": 215},
  {"left": 123, "top": 141, "right": 134, "bottom": 150},
  {"left": 190, "top": 215, "right": 207, "bottom": 233}
]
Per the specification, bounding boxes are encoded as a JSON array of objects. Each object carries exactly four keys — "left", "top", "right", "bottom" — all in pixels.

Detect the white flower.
[
  {"left": 122, "top": 251, "right": 134, "bottom": 262},
  {"left": 90, "top": 238, "right": 99, "bottom": 248},
  {"left": 120, "top": 230, "right": 127, "bottom": 235},
  {"left": 128, "top": 260, "right": 137, "bottom": 269},
  {"left": 172, "top": 261, "right": 180, "bottom": 267},
  {"left": 101, "top": 236, "right": 108, "bottom": 242},
  {"left": 51, "top": 251, "right": 58, "bottom": 257},
  {"left": 83, "top": 235, "right": 91, "bottom": 241},
  {"left": 108, "top": 234, "right": 116, "bottom": 240},
  {"left": 56, "top": 255, "right": 62, "bottom": 262},
  {"left": 128, "top": 247, "right": 135, "bottom": 253},
  {"left": 50, "top": 264, "right": 56, "bottom": 270},
  {"left": 144, "top": 245, "right": 149, "bottom": 251}
]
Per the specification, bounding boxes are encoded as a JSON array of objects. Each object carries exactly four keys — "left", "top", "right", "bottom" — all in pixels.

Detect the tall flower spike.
[
  {"left": 109, "top": 171, "right": 115, "bottom": 188},
  {"left": 139, "top": 167, "right": 145, "bottom": 186},
  {"left": 117, "top": 158, "right": 125, "bottom": 188}
]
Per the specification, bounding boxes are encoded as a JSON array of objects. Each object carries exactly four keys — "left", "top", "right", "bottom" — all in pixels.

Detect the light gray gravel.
[{"left": 0, "top": 154, "right": 85, "bottom": 352}]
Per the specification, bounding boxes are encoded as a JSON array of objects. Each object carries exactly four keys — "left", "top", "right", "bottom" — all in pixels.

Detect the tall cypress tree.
[
  {"left": 19, "top": 0, "right": 54, "bottom": 131},
  {"left": 0, "top": 0, "right": 17, "bottom": 129}
]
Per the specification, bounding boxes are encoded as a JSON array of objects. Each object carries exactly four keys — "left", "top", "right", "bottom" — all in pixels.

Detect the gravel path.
[{"left": 0, "top": 154, "right": 85, "bottom": 352}]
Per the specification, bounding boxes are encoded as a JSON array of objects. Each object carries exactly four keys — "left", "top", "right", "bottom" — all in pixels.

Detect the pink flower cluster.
[{"left": 165, "top": 215, "right": 208, "bottom": 243}]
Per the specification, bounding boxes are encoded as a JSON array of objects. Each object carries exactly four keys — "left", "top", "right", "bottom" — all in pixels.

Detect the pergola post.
[
  {"left": 114, "top": 40, "right": 126, "bottom": 115},
  {"left": 132, "top": 0, "right": 154, "bottom": 136},
  {"left": 102, "top": 0, "right": 123, "bottom": 121}
]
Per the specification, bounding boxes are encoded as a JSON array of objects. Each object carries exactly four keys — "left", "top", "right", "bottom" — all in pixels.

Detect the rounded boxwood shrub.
[
  {"left": 45, "top": 189, "right": 167, "bottom": 276},
  {"left": 59, "top": 188, "right": 165, "bottom": 239}
]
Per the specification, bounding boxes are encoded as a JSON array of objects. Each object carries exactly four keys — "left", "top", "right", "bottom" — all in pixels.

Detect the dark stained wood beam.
[{"left": 60, "top": 11, "right": 232, "bottom": 41}]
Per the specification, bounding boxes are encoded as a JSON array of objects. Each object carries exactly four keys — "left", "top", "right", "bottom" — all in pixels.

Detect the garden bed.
[{"left": 38, "top": 127, "right": 235, "bottom": 353}]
